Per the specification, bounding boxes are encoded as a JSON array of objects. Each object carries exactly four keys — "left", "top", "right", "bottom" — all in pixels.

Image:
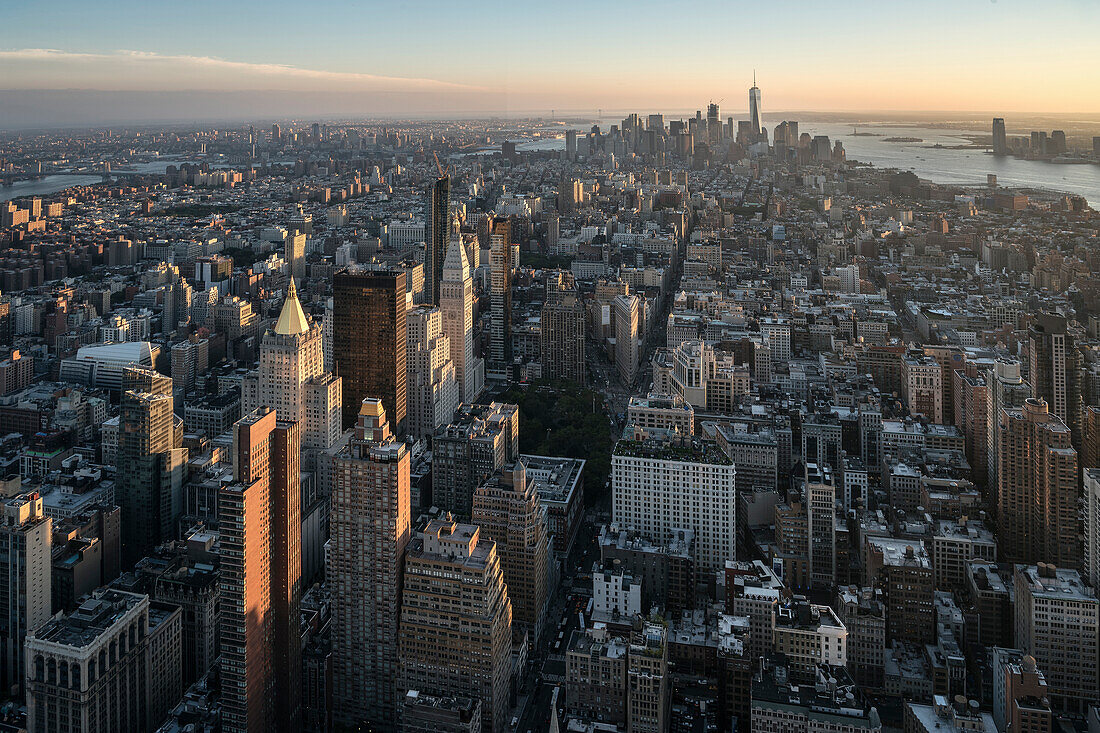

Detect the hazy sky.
[{"left": 2, "top": 0, "right": 1099, "bottom": 123}]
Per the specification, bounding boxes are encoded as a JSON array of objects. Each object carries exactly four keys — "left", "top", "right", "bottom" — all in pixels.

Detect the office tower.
[
  {"left": 0, "top": 492, "right": 51, "bottom": 694},
  {"left": 833, "top": 586, "right": 886, "bottom": 688},
  {"left": 997, "top": 398, "right": 1080, "bottom": 569},
  {"left": 472, "top": 463, "right": 550, "bottom": 639},
  {"left": 986, "top": 359, "right": 1030, "bottom": 496},
  {"left": 432, "top": 403, "right": 520, "bottom": 517},
  {"left": 614, "top": 294, "right": 641, "bottom": 386},
  {"left": 805, "top": 463, "right": 836, "bottom": 589},
  {"left": 540, "top": 291, "right": 586, "bottom": 385},
  {"left": 399, "top": 517, "right": 512, "bottom": 733},
  {"left": 488, "top": 220, "right": 512, "bottom": 378},
  {"left": 441, "top": 237, "right": 483, "bottom": 402},
  {"left": 612, "top": 431, "right": 736, "bottom": 573},
  {"left": 1029, "top": 313, "right": 1083, "bottom": 448},
  {"left": 1085, "top": 406, "right": 1100, "bottom": 470},
  {"left": 25, "top": 590, "right": 182, "bottom": 733},
  {"left": 992, "top": 650, "right": 1053, "bottom": 733},
  {"left": 271, "top": 123, "right": 281, "bottom": 143},
  {"left": 773, "top": 601, "right": 848, "bottom": 678},
  {"left": 330, "top": 399, "right": 410, "bottom": 728},
  {"left": 749, "top": 75, "right": 763, "bottom": 136},
  {"left": 117, "top": 367, "right": 186, "bottom": 564},
  {"left": 628, "top": 622, "right": 670, "bottom": 733},
  {"left": 952, "top": 369, "right": 989, "bottom": 486},
  {"left": 863, "top": 537, "right": 934, "bottom": 645},
  {"left": 707, "top": 102, "right": 721, "bottom": 143},
  {"left": 565, "top": 129, "right": 577, "bottom": 161},
  {"left": 406, "top": 305, "right": 460, "bottom": 440},
  {"left": 903, "top": 354, "right": 944, "bottom": 423},
  {"left": 1014, "top": 564, "right": 1099, "bottom": 714},
  {"left": 1086, "top": 469, "right": 1100, "bottom": 587},
  {"left": 400, "top": 690, "right": 482, "bottom": 733},
  {"left": 333, "top": 267, "right": 407, "bottom": 433},
  {"left": 285, "top": 231, "right": 306, "bottom": 282},
  {"left": 219, "top": 409, "right": 302, "bottom": 733},
  {"left": 993, "top": 118, "right": 1008, "bottom": 156},
  {"left": 426, "top": 173, "right": 450, "bottom": 304},
  {"left": 242, "top": 279, "right": 341, "bottom": 469}
]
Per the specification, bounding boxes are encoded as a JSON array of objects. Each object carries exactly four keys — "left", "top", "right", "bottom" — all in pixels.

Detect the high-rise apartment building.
[
  {"left": 997, "top": 398, "right": 1080, "bottom": 569},
  {"left": 242, "top": 279, "right": 341, "bottom": 469},
  {"left": 1029, "top": 313, "right": 1084, "bottom": 449},
  {"left": 986, "top": 358, "right": 1031, "bottom": 495},
  {"left": 406, "top": 305, "right": 460, "bottom": 440},
  {"left": 432, "top": 403, "right": 520, "bottom": 517},
  {"left": 472, "top": 463, "right": 550, "bottom": 640},
  {"left": 333, "top": 267, "right": 407, "bottom": 433},
  {"left": 1014, "top": 564, "right": 1099, "bottom": 714},
  {"left": 25, "top": 590, "right": 182, "bottom": 733},
  {"left": 628, "top": 622, "right": 670, "bottom": 733},
  {"left": 117, "top": 367, "right": 186, "bottom": 564},
  {"left": 991, "top": 649, "right": 1053, "bottom": 733},
  {"left": 441, "top": 237, "right": 483, "bottom": 401},
  {"left": 863, "top": 537, "right": 933, "bottom": 646},
  {"left": 612, "top": 431, "right": 736, "bottom": 573},
  {"left": 488, "top": 219, "right": 512, "bottom": 378},
  {"left": 426, "top": 173, "right": 450, "bottom": 305},
  {"left": 0, "top": 492, "right": 52, "bottom": 694},
  {"left": 541, "top": 291, "right": 586, "bottom": 385},
  {"left": 219, "top": 409, "right": 302, "bottom": 733},
  {"left": 330, "top": 399, "right": 410, "bottom": 728},
  {"left": 399, "top": 517, "right": 512, "bottom": 733}
]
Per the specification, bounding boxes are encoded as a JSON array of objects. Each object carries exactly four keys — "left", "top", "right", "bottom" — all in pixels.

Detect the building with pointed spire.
[
  {"left": 426, "top": 173, "right": 450, "bottom": 305},
  {"left": 749, "top": 73, "right": 763, "bottom": 138},
  {"left": 330, "top": 399, "right": 411, "bottom": 728},
  {"left": 441, "top": 236, "right": 484, "bottom": 401},
  {"left": 243, "top": 279, "right": 342, "bottom": 470}
]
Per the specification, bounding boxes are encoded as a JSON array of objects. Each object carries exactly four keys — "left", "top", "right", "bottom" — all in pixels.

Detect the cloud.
[{"left": 0, "top": 48, "right": 479, "bottom": 93}]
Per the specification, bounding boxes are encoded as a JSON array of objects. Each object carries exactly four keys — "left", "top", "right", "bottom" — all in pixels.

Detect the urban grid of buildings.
[{"left": 0, "top": 79, "right": 1098, "bottom": 733}]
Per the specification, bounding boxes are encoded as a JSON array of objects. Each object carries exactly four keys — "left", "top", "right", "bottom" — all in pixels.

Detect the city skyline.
[{"left": 2, "top": 0, "right": 1100, "bottom": 127}]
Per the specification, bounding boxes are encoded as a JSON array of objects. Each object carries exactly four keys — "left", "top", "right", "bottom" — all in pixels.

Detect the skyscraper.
[
  {"left": 1029, "top": 313, "right": 1083, "bottom": 449},
  {"left": 333, "top": 267, "right": 407, "bottom": 433},
  {"left": 117, "top": 367, "right": 186, "bottom": 564},
  {"left": 426, "top": 173, "right": 450, "bottom": 304},
  {"left": 219, "top": 408, "right": 302, "bottom": 733},
  {"left": 488, "top": 218, "right": 512, "bottom": 378},
  {"left": 285, "top": 232, "right": 306, "bottom": 282},
  {"left": 406, "top": 305, "right": 460, "bottom": 441},
  {"left": 399, "top": 516, "right": 513, "bottom": 733},
  {"left": 432, "top": 402, "right": 520, "bottom": 517},
  {"left": 242, "top": 279, "right": 341, "bottom": 469},
  {"left": 441, "top": 236, "right": 483, "bottom": 402},
  {"left": 0, "top": 492, "right": 51, "bottom": 695},
  {"left": 330, "top": 399, "right": 411, "bottom": 728},
  {"left": 540, "top": 290, "right": 586, "bottom": 385},
  {"left": 749, "top": 75, "right": 763, "bottom": 137},
  {"left": 614, "top": 294, "right": 641, "bottom": 386},
  {"left": 472, "top": 462, "right": 550, "bottom": 639},
  {"left": 997, "top": 398, "right": 1081, "bottom": 569},
  {"left": 993, "top": 118, "right": 1008, "bottom": 156}
]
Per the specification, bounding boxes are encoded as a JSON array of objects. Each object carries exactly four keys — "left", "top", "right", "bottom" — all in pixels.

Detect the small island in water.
[{"left": 883, "top": 136, "right": 923, "bottom": 143}]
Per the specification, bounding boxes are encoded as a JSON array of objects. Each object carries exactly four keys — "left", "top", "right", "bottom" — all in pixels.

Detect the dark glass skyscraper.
[
  {"left": 333, "top": 267, "right": 407, "bottom": 434},
  {"left": 993, "top": 117, "right": 1007, "bottom": 156},
  {"left": 426, "top": 173, "right": 450, "bottom": 304},
  {"left": 749, "top": 75, "right": 762, "bottom": 137}
]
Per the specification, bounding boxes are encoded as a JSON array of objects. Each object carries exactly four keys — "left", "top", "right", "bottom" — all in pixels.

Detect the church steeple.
[{"left": 273, "top": 277, "right": 310, "bottom": 335}]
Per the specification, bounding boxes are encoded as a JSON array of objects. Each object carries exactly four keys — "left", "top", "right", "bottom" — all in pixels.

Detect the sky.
[{"left": 1, "top": 0, "right": 1099, "bottom": 126}]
